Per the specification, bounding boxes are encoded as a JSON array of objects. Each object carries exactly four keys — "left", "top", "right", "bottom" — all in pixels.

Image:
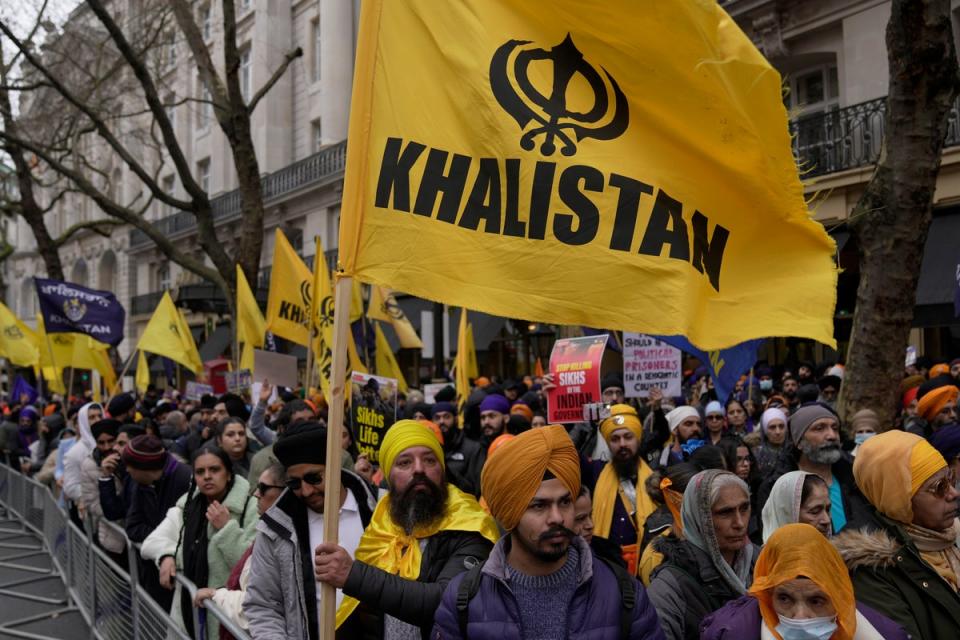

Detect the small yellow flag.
[
  {"left": 35, "top": 314, "right": 116, "bottom": 390},
  {"left": 265, "top": 229, "right": 313, "bottom": 346},
  {"left": 136, "top": 350, "right": 150, "bottom": 393},
  {"left": 455, "top": 309, "right": 470, "bottom": 426},
  {"left": 465, "top": 322, "right": 479, "bottom": 380},
  {"left": 236, "top": 265, "right": 266, "bottom": 354},
  {"left": 0, "top": 302, "right": 39, "bottom": 367},
  {"left": 339, "top": 0, "right": 838, "bottom": 350},
  {"left": 368, "top": 286, "right": 423, "bottom": 349},
  {"left": 374, "top": 323, "right": 408, "bottom": 393},
  {"left": 137, "top": 292, "right": 203, "bottom": 374}
]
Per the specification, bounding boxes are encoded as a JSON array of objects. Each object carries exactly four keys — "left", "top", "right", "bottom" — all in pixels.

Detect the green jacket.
[{"left": 833, "top": 514, "right": 960, "bottom": 640}]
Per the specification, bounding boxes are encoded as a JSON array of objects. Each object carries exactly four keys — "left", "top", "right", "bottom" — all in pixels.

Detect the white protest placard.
[{"left": 622, "top": 333, "right": 682, "bottom": 398}]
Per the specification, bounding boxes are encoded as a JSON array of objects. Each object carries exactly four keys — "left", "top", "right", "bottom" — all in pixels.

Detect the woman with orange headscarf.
[{"left": 701, "top": 523, "right": 908, "bottom": 640}]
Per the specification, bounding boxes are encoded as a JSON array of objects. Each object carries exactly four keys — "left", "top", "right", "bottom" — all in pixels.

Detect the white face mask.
[{"left": 775, "top": 614, "right": 838, "bottom": 640}]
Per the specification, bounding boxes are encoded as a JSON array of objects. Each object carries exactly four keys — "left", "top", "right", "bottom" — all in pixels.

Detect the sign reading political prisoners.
[
  {"left": 338, "top": 0, "right": 838, "bottom": 351},
  {"left": 34, "top": 278, "right": 126, "bottom": 346},
  {"left": 623, "top": 333, "right": 682, "bottom": 399},
  {"left": 547, "top": 335, "right": 607, "bottom": 423},
  {"left": 350, "top": 371, "right": 398, "bottom": 464}
]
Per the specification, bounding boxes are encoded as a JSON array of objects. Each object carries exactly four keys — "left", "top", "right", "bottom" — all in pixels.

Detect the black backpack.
[{"left": 455, "top": 554, "right": 636, "bottom": 638}]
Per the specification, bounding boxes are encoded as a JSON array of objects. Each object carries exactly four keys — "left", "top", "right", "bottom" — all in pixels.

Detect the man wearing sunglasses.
[{"left": 245, "top": 421, "right": 378, "bottom": 640}]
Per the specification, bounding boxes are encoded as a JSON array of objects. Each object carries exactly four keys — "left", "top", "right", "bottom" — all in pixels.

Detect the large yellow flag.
[
  {"left": 36, "top": 314, "right": 117, "bottom": 390},
  {"left": 137, "top": 292, "right": 203, "bottom": 374},
  {"left": 339, "top": 0, "right": 837, "bottom": 350},
  {"left": 455, "top": 309, "right": 470, "bottom": 425},
  {"left": 374, "top": 323, "right": 408, "bottom": 393},
  {"left": 0, "top": 302, "right": 39, "bottom": 367},
  {"left": 367, "top": 286, "right": 423, "bottom": 349},
  {"left": 236, "top": 265, "right": 266, "bottom": 370},
  {"left": 265, "top": 229, "right": 313, "bottom": 346}
]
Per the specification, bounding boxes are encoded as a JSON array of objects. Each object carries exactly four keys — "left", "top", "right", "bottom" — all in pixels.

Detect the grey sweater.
[{"left": 506, "top": 545, "right": 580, "bottom": 639}]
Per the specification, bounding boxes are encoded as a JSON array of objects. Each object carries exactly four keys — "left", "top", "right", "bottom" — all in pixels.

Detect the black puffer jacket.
[
  {"left": 342, "top": 529, "right": 494, "bottom": 640},
  {"left": 442, "top": 427, "right": 485, "bottom": 497}
]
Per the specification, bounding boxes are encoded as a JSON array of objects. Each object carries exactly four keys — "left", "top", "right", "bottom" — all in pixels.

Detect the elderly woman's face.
[
  {"left": 711, "top": 484, "right": 750, "bottom": 558},
  {"left": 911, "top": 467, "right": 959, "bottom": 531},
  {"left": 772, "top": 578, "right": 837, "bottom": 620}
]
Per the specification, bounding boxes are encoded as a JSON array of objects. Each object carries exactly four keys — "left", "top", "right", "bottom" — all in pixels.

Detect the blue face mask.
[
  {"left": 854, "top": 432, "right": 875, "bottom": 445},
  {"left": 776, "top": 615, "right": 838, "bottom": 640},
  {"left": 759, "top": 379, "right": 773, "bottom": 391}
]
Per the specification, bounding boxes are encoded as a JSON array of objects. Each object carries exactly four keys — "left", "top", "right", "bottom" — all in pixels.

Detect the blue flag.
[
  {"left": 34, "top": 278, "right": 126, "bottom": 346},
  {"left": 653, "top": 336, "right": 764, "bottom": 402}
]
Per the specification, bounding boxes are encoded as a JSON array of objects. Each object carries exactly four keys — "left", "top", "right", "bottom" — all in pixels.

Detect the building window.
[
  {"left": 312, "top": 119, "right": 323, "bottom": 152},
  {"left": 197, "top": 77, "right": 212, "bottom": 130},
  {"left": 786, "top": 64, "right": 839, "bottom": 116},
  {"left": 197, "top": 158, "right": 210, "bottom": 193},
  {"left": 239, "top": 47, "right": 252, "bottom": 102},
  {"left": 201, "top": 5, "right": 212, "bottom": 41},
  {"left": 311, "top": 18, "right": 321, "bottom": 83},
  {"left": 157, "top": 264, "right": 171, "bottom": 291},
  {"left": 165, "top": 93, "right": 176, "bottom": 130},
  {"left": 162, "top": 175, "right": 175, "bottom": 216},
  {"left": 166, "top": 31, "right": 177, "bottom": 68}
]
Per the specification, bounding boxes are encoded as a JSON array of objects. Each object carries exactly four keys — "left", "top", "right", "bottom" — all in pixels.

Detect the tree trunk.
[{"left": 838, "top": 0, "right": 960, "bottom": 428}]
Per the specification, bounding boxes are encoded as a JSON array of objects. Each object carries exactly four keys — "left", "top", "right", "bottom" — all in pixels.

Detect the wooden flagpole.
[
  {"left": 110, "top": 349, "right": 137, "bottom": 398},
  {"left": 319, "top": 274, "right": 352, "bottom": 640}
]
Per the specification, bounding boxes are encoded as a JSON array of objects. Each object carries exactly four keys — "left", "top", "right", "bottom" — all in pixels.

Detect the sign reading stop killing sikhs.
[
  {"left": 338, "top": 0, "right": 838, "bottom": 350},
  {"left": 34, "top": 277, "right": 126, "bottom": 346}
]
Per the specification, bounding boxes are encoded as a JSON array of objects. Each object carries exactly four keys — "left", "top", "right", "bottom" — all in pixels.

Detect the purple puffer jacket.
[
  {"left": 432, "top": 535, "right": 666, "bottom": 639},
  {"left": 700, "top": 595, "right": 910, "bottom": 640}
]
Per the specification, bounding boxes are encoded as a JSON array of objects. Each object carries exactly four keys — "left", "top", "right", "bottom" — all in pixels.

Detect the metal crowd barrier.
[{"left": 0, "top": 464, "right": 250, "bottom": 640}]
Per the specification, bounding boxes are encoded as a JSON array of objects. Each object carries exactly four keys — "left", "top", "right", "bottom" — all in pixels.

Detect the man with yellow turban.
[
  {"left": 432, "top": 425, "right": 666, "bottom": 639},
  {"left": 311, "top": 419, "right": 499, "bottom": 638},
  {"left": 582, "top": 403, "right": 662, "bottom": 575},
  {"left": 833, "top": 430, "right": 960, "bottom": 639}
]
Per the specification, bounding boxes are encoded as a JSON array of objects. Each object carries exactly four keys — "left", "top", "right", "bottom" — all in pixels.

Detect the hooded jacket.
[
  {"left": 62, "top": 403, "right": 101, "bottom": 503},
  {"left": 243, "top": 470, "right": 377, "bottom": 640},
  {"left": 833, "top": 512, "right": 960, "bottom": 640},
  {"left": 432, "top": 535, "right": 666, "bottom": 640}
]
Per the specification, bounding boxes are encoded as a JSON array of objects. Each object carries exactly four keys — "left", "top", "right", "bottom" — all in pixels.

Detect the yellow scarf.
[
  {"left": 592, "top": 458, "right": 656, "bottom": 548},
  {"left": 336, "top": 484, "right": 500, "bottom": 627}
]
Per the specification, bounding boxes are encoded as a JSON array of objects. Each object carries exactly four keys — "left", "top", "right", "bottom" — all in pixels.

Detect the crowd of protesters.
[{"left": 0, "top": 354, "right": 958, "bottom": 639}]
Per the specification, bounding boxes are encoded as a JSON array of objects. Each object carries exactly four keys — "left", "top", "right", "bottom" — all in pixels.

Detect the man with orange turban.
[
  {"left": 433, "top": 425, "right": 666, "bottom": 639},
  {"left": 916, "top": 383, "right": 959, "bottom": 431},
  {"left": 311, "top": 419, "right": 499, "bottom": 637},
  {"left": 833, "top": 430, "right": 960, "bottom": 639},
  {"left": 582, "top": 403, "right": 664, "bottom": 575}
]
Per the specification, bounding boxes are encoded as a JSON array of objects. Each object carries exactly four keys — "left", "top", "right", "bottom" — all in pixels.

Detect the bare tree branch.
[
  {"left": 54, "top": 218, "right": 125, "bottom": 247},
  {"left": 248, "top": 46, "right": 302, "bottom": 114}
]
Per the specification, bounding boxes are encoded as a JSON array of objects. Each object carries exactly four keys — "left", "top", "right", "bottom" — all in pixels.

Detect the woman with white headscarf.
[
  {"left": 62, "top": 402, "right": 102, "bottom": 520},
  {"left": 752, "top": 407, "right": 788, "bottom": 479},
  {"left": 648, "top": 469, "right": 760, "bottom": 640},
  {"left": 760, "top": 470, "right": 832, "bottom": 542}
]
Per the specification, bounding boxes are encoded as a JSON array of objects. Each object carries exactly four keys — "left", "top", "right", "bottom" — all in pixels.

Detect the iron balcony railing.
[
  {"left": 789, "top": 94, "right": 960, "bottom": 178},
  {"left": 128, "top": 140, "right": 347, "bottom": 249}
]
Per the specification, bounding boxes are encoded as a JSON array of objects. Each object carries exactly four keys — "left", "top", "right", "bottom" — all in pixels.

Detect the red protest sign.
[{"left": 547, "top": 335, "right": 608, "bottom": 423}]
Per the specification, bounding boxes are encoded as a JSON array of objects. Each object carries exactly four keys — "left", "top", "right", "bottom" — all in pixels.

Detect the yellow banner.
[
  {"left": 236, "top": 265, "right": 266, "bottom": 350},
  {"left": 368, "top": 286, "right": 423, "bottom": 349},
  {"left": 0, "top": 302, "right": 39, "bottom": 367},
  {"left": 265, "top": 229, "right": 313, "bottom": 346},
  {"left": 374, "top": 322, "right": 408, "bottom": 393},
  {"left": 339, "top": 0, "right": 837, "bottom": 350},
  {"left": 136, "top": 292, "right": 203, "bottom": 374}
]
